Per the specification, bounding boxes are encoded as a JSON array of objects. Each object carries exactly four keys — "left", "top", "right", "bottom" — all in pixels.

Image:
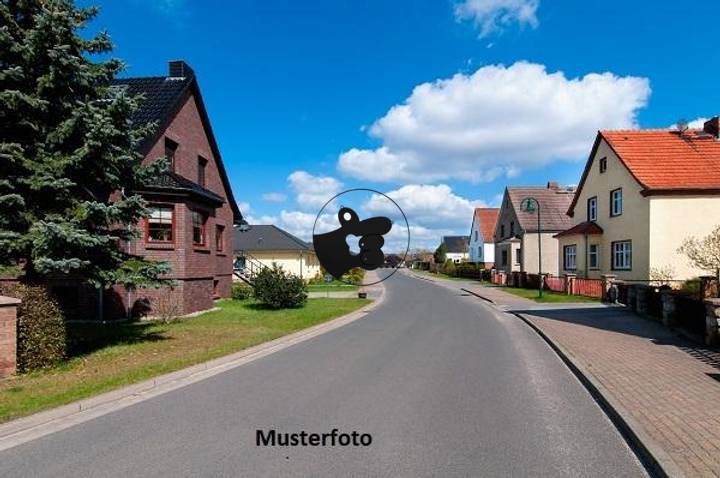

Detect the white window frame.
[
  {"left": 564, "top": 245, "right": 577, "bottom": 271},
  {"left": 611, "top": 189, "right": 623, "bottom": 217},
  {"left": 612, "top": 241, "right": 632, "bottom": 270},
  {"left": 588, "top": 244, "right": 599, "bottom": 269},
  {"left": 588, "top": 196, "right": 597, "bottom": 221}
]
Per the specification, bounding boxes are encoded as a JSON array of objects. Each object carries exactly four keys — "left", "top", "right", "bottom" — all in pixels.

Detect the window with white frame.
[
  {"left": 612, "top": 241, "right": 632, "bottom": 270},
  {"left": 587, "top": 196, "right": 597, "bottom": 221},
  {"left": 588, "top": 244, "right": 599, "bottom": 269},
  {"left": 147, "top": 205, "right": 173, "bottom": 243},
  {"left": 610, "top": 189, "right": 623, "bottom": 216},
  {"left": 563, "top": 245, "right": 577, "bottom": 270}
]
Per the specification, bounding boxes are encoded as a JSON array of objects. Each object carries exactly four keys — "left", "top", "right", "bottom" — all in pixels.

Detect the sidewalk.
[{"left": 470, "top": 284, "right": 720, "bottom": 478}]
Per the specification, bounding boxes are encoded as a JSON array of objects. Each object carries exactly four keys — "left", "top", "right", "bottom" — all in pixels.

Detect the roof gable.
[
  {"left": 471, "top": 208, "right": 500, "bottom": 241},
  {"left": 569, "top": 129, "right": 720, "bottom": 215},
  {"left": 505, "top": 186, "right": 574, "bottom": 232},
  {"left": 112, "top": 61, "right": 243, "bottom": 224}
]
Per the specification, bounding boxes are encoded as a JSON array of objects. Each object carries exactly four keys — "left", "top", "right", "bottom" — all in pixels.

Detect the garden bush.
[
  {"left": 442, "top": 259, "right": 456, "bottom": 276},
  {"left": 252, "top": 265, "right": 307, "bottom": 309},
  {"left": 1, "top": 284, "right": 66, "bottom": 372},
  {"left": 231, "top": 282, "right": 254, "bottom": 300},
  {"left": 344, "top": 267, "right": 365, "bottom": 285}
]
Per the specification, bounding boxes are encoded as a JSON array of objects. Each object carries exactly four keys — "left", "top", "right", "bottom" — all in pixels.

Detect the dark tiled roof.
[
  {"left": 442, "top": 236, "right": 469, "bottom": 253},
  {"left": 140, "top": 171, "right": 224, "bottom": 204},
  {"left": 506, "top": 186, "right": 574, "bottom": 232},
  {"left": 111, "top": 76, "right": 191, "bottom": 128},
  {"left": 111, "top": 61, "right": 243, "bottom": 223},
  {"left": 234, "top": 225, "right": 312, "bottom": 252}
]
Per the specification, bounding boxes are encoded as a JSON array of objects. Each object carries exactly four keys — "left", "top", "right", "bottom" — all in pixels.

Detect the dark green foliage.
[
  {"left": 0, "top": 0, "right": 170, "bottom": 288},
  {"left": 252, "top": 265, "right": 307, "bottom": 309},
  {"left": 433, "top": 243, "right": 447, "bottom": 264},
  {"left": 442, "top": 259, "right": 456, "bottom": 276},
  {"left": 1, "top": 284, "right": 66, "bottom": 372},
  {"left": 231, "top": 282, "right": 253, "bottom": 300}
]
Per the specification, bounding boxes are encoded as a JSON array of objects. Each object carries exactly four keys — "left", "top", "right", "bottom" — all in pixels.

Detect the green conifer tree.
[{"left": 0, "top": 0, "right": 170, "bottom": 288}]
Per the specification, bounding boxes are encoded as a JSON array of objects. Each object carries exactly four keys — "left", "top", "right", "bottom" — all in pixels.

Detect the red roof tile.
[
  {"left": 473, "top": 208, "right": 500, "bottom": 241},
  {"left": 554, "top": 221, "right": 603, "bottom": 238},
  {"left": 601, "top": 129, "right": 720, "bottom": 190}
]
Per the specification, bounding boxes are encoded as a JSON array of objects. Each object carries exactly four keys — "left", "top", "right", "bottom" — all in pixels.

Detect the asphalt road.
[{"left": 0, "top": 271, "right": 647, "bottom": 477}]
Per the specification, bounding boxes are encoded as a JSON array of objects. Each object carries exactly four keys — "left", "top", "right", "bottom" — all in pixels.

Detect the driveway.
[{"left": 0, "top": 271, "right": 647, "bottom": 477}]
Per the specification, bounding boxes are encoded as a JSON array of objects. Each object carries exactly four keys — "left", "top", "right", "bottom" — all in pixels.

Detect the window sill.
[
  {"left": 146, "top": 243, "right": 175, "bottom": 250},
  {"left": 216, "top": 251, "right": 227, "bottom": 257},
  {"left": 193, "top": 246, "right": 211, "bottom": 253}
]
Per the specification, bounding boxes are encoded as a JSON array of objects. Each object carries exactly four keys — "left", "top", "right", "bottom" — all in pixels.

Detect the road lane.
[{"left": 0, "top": 271, "right": 647, "bottom": 477}]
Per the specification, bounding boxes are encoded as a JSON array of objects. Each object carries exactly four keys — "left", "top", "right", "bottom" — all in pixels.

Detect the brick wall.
[
  {"left": 118, "top": 89, "right": 235, "bottom": 317},
  {"left": 0, "top": 296, "right": 20, "bottom": 377}
]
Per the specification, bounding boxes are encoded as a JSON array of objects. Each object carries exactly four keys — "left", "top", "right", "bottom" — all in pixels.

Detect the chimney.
[
  {"left": 547, "top": 181, "right": 559, "bottom": 190},
  {"left": 168, "top": 60, "right": 194, "bottom": 79},
  {"left": 703, "top": 117, "right": 720, "bottom": 138}
]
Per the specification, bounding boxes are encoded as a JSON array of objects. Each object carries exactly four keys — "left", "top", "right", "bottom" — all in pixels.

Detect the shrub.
[
  {"left": 252, "top": 265, "right": 307, "bottom": 309},
  {"left": 344, "top": 267, "right": 365, "bottom": 285},
  {"left": 442, "top": 259, "right": 456, "bottom": 276},
  {"left": 1, "top": 284, "right": 66, "bottom": 372},
  {"left": 153, "top": 288, "right": 183, "bottom": 323},
  {"left": 308, "top": 271, "right": 325, "bottom": 285},
  {"left": 455, "top": 262, "right": 481, "bottom": 279},
  {"left": 231, "top": 282, "right": 254, "bottom": 300}
]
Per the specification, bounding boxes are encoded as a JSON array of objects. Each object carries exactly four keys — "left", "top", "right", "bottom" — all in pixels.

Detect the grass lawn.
[
  {"left": 412, "top": 269, "right": 479, "bottom": 282},
  {"left": 500, "top": 286, "right": 600, "bottom": 303},
  {"left": 307, "top": 282, "right": 359, "bottom": 292},
  {"left": 0, "top": 298, "right": 368, "bottom": 424}
]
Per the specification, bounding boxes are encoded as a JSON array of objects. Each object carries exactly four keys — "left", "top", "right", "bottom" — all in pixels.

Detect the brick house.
[{"left": 105, "top": 60, "right": 243, "bottom": 317}]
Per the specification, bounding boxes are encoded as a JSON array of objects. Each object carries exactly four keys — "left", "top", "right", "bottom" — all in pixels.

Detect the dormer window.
[
  {"left": 198, "top": 156, "right": 208, "bottom": 187},
  {"left": 165, "top": 138, "right": 178, "bottom": 172},
  {"left": 599, "top": 156, "right": 607, "bottom": 173}
]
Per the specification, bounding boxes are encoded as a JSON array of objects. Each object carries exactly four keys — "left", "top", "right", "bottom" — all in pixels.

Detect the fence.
[
  {"left": 544, "top": 276, "right": 565, "bottom": 293},
  {"left": 573, "top": 278, "right": 603, "bottom": 298}
]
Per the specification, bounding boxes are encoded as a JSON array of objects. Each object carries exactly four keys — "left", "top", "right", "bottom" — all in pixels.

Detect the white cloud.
[
  {"left": 261, "top": 192, "right": 287, "bottom": 203},
  {"left": 455, "top": 0, "right": 539, "bottom": 38},
  {"left": 363, "top": 184, "right": 485, "bottom": 230},
  {"left": 669, "top": 117, "right": 707, "bottom": 129},
  {"left": 338, "top": 61, "right": 650, "bottom": 183},
  {"left": 288, "top": 171, "right": 343, "bottom": 210},
  {"left": 238, "top": 201, "right": 251, "bottom": 214}
]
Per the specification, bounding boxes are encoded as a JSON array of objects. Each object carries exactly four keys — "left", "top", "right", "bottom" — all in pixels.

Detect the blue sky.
[{"left": 85, "top": 0, "right": 720, "bottom": 251}]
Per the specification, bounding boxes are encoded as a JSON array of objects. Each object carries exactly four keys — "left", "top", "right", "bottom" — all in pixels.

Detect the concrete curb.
[
  {"left": 511, "top": 312, "right": 684, "bottom": 478},
  {"left": 0, "top": 287, "right": 385, "bottom": 452},
  {"left": 457, "top": 286, "right": 683, "bottom": 478}
]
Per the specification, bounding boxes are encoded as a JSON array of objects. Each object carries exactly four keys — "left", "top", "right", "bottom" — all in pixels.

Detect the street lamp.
[{"left": 521, "top": 197, "right": 543, "bottom": 298}]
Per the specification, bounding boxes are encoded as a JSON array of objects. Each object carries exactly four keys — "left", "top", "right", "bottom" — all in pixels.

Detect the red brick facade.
[
  {"left": 0, "top": 296, "right": 20, "bottom": 377},
  {"left": 111, "top": 85, "right": 236, "bottom": 317}
]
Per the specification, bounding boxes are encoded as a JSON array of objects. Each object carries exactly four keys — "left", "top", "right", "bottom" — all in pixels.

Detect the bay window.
[{"left": 147, "top": 205, "right": 173, "bottom": 243}]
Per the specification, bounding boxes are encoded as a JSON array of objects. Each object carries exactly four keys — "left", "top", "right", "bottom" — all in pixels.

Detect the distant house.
[
  {"left": 494, "top": 183, "right": 574, "bottom": 276},
  {"left": 234, "top": 225, "right": 320, "bottom": 280},
  {"left": 442, "top": 236, "right": 469, "bottom": 263},
  {"left": 468, "top": 208, "right": 500, "bottom": 268},
  {"left": 556, "top": 121, "right": 720, "bottom": 280}
]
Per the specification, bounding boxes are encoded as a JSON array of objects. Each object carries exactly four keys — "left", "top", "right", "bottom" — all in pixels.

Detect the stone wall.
[{"left": 0, "top": 296, "right": 20, "bottom": 377}]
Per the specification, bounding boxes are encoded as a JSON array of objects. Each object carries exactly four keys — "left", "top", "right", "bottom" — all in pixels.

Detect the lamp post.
[{"left": 521, "top": 197, "right": 542, "bottom": 298}]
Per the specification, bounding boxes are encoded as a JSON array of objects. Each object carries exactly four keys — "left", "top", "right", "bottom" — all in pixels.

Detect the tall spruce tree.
[{"left": 0, "top": 0, "right": 170, "bottom": 288}]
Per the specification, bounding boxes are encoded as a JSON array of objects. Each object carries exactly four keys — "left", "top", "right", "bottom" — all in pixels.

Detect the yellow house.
[
  {"left": 556, "top": 118, "right": 720, "bottom": 281},
  {"left": 233, "top": 225, "right": 321, "bottom": 280}
]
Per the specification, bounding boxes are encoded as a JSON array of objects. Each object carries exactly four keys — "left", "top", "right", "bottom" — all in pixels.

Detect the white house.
[
  {"left": 468, "top": 208, "right": 499, "bottom": 268},
  {"left": 442, "top": 236, "right": 469, "bottom": 263}
]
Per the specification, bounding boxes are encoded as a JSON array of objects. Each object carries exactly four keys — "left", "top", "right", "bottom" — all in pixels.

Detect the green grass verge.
[
  {"left": 412, "top": 269, "right": 479, "bottom": 282},
  {"left": 307, "top": 283, "right": 359, "bottom": 292},
  {"left": 0, "top": 298, "right": 368, "bottom": 423},
  {"left": 500, "top": 286, "right": 600, "bottom": 303}
]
